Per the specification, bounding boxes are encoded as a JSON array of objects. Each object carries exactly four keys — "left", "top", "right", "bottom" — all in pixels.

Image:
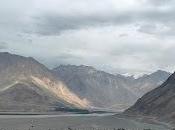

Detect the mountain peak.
[
  {"left": 154, "top": 69, "right": 170, "bottom": 74},
  {"left": 148, "top": 70, "right": 171, "bottom": 79},
  {"left": 0, "top": 52, "right": 51, "bottom": 78},
  {"left": 0, "top": 52, "right": 90, "bottom": 111}
]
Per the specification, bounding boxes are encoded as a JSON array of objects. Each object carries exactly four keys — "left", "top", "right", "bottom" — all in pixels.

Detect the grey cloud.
[
  {"left": 0, "top": 42, "right": 8, "bottom": 50},
  {"left": 55, "top": 53, "right": 83, "bottom": 62},
  {"left": 1, "top": 0, "right": 175, "bottom": 37},
  {"left": 143, "top": 46, "right": 175, "bottom": 71},
  {"left": 146, "top": 0, "right": 174, "bottom": 6},
  {"left": 138, "top": 24, "right": 157, "bottom": 34},
  {"left": 136, "top": 8, "right": 175, "bottom": 36},
  {"left": 110, "top": 43, "right": 158, "bottom": 57},
  {"left": 138, "top": 23, "right": 175, "bottom": 36},
  {"left": 142, "top": 9, "right": 175, "bottom": 23},
  {"left": 1, "top": 0, "right": 175, "bottom": 75},
  {"left": 118, "top": 33, "right": 128, "bottom": 38},
  {"left": 32, "top": 13, "right": 133, "bottom": 36},
  {"left": 38, "top": 53, "right": 85, "bottom": 69},
  {"left": 31, "top": 7, "right": 175, "bottom": 36}
]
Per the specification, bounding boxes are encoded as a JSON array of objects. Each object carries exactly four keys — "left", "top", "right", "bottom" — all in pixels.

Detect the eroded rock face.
[{"left": 31, "top": 76, "right": 89, "bottom": 108}]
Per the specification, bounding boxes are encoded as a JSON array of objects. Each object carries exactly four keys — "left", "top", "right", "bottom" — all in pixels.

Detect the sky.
[{"left": 0, "top": 0, "right": 175, "bottom": 75}]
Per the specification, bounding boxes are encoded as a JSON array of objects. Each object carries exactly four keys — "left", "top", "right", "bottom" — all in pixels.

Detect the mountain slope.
[
  {"left": 0, "top": 52, "right": 89, "bottom": 112},
  {"left": 125, "top": 72, "right": 175, "bottom": 123},
  {"left": 0, "top": 82, "right": 64, "bottom": 112},
  {"left": 53, "top": 65, "right": 170, "bottom": 111}
]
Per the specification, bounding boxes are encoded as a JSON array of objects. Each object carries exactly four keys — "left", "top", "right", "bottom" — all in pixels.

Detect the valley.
[
  {"left": 0, "top": 114, "right": 171, "bottom": 130},
  {"left": 1, "top": 0, "right": 175, "bottom": 129},
  {"left": 0, "top": 52, "right": 174, "bottom": 129}
]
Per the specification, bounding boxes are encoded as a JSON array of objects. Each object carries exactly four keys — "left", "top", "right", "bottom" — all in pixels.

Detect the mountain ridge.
[{"left": 53, "top": 64, "right": 171, "bottom": 110}]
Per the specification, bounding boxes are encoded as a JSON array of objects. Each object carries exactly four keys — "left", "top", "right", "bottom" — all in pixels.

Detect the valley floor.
[{"left": 0, "top": 114, "right": 171, "bottom": 130}]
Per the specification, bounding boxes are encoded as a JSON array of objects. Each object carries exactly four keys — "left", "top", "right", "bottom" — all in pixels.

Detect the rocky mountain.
[
  {"left": 125, "top": 72, "right": 175, "bottom": 124},
  {"left": 0, "top": 52, "right": 89, "bottom": 112},
  {"left": 53, "top": 65, "right": 137, "bottom": 110},
  {"left": 52, "top": 65, "right": 170, "bottom": 111}
]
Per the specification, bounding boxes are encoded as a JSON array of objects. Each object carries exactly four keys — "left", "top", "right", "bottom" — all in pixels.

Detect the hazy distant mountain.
[
  {"left": 125, "top": 72, "right": 175, "bottom": 124},
  {"left": 129, "top": 70, "right": 171, "bottom": 97},
  {"left": 0, "top": 52, "right": 89, "bottom": 112},
  {"left": 52, "top": 65, "right": 170, "bottom": 110}
]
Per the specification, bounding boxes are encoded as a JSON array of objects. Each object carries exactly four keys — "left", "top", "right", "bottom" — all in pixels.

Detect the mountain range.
[
  {"left": 52, "top": 65, "right": 170, "bottom": 110},
  {"left": 0, "top": 52, "right": 171, "bottom": 112}
]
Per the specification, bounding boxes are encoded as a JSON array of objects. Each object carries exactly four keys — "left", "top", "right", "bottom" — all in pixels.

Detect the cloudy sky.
[{"left": 0, "top": 0, "right": 175, "bottom": 75}]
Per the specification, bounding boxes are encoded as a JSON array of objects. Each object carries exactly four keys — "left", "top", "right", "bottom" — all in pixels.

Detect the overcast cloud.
[{"left": 0, "top": 0, "right": 175, "bottom": 75}]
